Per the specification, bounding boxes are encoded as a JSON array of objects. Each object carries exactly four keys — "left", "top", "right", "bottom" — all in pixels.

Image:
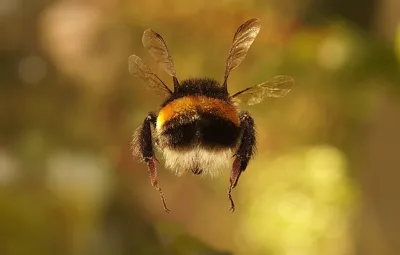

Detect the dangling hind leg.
[{"left": 228, "top": 111, "right": 256, "bottom": 212}]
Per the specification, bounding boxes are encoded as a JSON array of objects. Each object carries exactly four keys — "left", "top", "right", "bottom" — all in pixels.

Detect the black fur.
[
  {"left": 139, "top": 112, "right": 157, "bottom": 161},
  {"left": 162, "top": 120, "right": 197, "bottom": 148},
  {"left": 161, "top": 113, "right": 241, "bottom": 150},
  {"left": 161, "top": 78, "right": 229, "bottom": 107}
]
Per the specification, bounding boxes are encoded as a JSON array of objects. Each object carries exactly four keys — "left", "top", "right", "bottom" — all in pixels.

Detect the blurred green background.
[{"left": 1, "top": 0, "right": 400, "bottom": 254}]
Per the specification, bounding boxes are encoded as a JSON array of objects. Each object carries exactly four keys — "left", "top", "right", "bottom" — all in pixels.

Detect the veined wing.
[
  {"left": 223, "top": 18, "right": 261, "bottom": 87},
  {"left": 230, "top": 75, "right": 295, "bottom": 105},
  {"left": 128, "top": 54, "right": 172, "bottom": 95}
]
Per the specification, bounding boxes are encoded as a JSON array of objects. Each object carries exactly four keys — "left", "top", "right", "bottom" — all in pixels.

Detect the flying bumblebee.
[{"left": 130, "top": 18, "right": 294, "bottom": 212}]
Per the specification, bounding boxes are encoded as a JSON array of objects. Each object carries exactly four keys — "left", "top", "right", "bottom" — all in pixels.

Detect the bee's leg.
[
  {"left": 139, "top": 112, "right": 170, "bottom": 213},
  {"left": 229, "top": 111, "right": 256, "bottom": 212}
]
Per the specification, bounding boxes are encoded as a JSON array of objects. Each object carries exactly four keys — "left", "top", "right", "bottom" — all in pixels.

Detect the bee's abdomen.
[
  {"left": 157, "top": 96, "right": 241, "bottom": 149},
  {"left": 161, "top": 114, "right": 241, "bottom": 149},
  {"left": 199, "top": 113, "right": 241, "bottom": 147}
]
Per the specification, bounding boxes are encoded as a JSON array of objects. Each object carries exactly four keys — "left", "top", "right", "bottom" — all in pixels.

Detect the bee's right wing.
[
  {"left": 128, "top": 54, "right": 172, "bottom": 95},
  {"left": 230, "top": 75, "right": 295, "bottom": 105},
  {"left": 223, "top": 18, "right": 261, "bottom": 88}
]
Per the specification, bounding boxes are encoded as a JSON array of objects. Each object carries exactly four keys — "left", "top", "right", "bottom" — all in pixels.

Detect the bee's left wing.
[
  {"left": 230, "top": 75, "right": 295, "bottom": 105},
  {"left": 129, "top": 54, "right": 173, "bottom": 95},
  {"left": 142, "top": 29, "right": 179, "bottom": 91}
]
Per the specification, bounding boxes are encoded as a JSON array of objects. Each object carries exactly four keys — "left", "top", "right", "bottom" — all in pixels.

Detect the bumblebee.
[{"left": 130, "top": 18, "right": 294, "bottom": 212}]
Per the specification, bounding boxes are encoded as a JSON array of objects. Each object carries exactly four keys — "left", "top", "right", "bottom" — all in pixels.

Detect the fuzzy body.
[{"left": 155, "top": 78, "right": 242, "bottom": 176}]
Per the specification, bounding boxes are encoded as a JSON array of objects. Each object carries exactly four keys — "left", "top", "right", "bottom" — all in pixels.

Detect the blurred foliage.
[
  {"left": 239, "top": 145, "right": 355, "bottom": 255},
  {"left": 1, "top": 0, "right": 400, "bottom": 255}
]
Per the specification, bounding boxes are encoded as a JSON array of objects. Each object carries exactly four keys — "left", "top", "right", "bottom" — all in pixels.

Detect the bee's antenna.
[{"left": 173, "top": 77, "right": 180, "bottom": 92}]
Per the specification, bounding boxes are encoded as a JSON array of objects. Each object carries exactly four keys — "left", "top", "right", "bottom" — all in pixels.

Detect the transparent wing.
[
  {"left": 223, "top": 18, "right": 261, "bottom": 86},
  {"left": 231, "top": 75, "right": 295, "bottom": 105},
  {"left": 128, "top": 54, "right": 172, "bottom": 95},
  {"left": 142, "top": 29, "right": 177, "bottom": 77}
]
